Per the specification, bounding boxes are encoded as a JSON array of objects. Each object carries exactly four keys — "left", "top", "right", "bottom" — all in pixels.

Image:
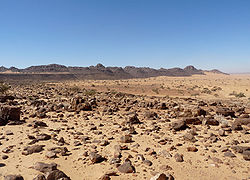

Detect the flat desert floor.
[{"left": 0, "top": 73, "right": 250, "bottom": 180}]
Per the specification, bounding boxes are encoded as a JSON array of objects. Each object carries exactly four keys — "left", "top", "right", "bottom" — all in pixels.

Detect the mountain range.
[{"left": 0, "top": 64, "right": 227, "bottom": 81}]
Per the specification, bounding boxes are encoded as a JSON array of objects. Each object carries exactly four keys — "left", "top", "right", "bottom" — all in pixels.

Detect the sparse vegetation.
[
  {"left": 201, "top": 88, "right": 212, "bottom": 94},
  {"left": 0, "top": 82, "right": 11, "bottom": 95},
  {"left": 152, "top": 88, "right": 159, "bottom": 94},
  {"left": 69, "top": 86, "right": 81, "bottom": 93},
  {"left": 83, "top": 89, "right": 97, "bottom": 96},
  {"left": 229, "top": 91, "right": 246, "bottom": 98}
]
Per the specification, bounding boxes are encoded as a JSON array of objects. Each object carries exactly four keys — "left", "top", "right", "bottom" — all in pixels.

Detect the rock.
[
  {"left": 244, "top": 107, "right": 250, "bottom": 114},
  {"left": 184, "top": 117, "right": 201, "bottom": 125},
  {"left": 243, "top": 154, "right": 250, "bottom": 161},
  {"left": 46, "top": 151, "right": 57, "bottom": 158},
  {"left": 120, "top": 135, "right": 132, "bottom": 143},
  {"left": 99, "top": 171, "right": 117, "bottom": 180},
  {"left": 158, "top": 150, "right": 172, "bottom": 158},
  {"left": 0, "top": 105, "right": 21, "bottom": 126},
  {"left": 171, "top": 120, "right": 187, "bottom": 131},
  {"left": 218, "top": 129, "right": 225, "bottom": 136},
  {"left": 231, "top": 146, "right": 250, "bottom": 153},
  {"left": 109, "top": 157, "right": 121, "bottom": 165},
  {"left": 73, "top": 141, "right": 81, "bottom": 146},
  {"left": 117, "top": 161, "right": 135, "bottom": 173},
  {"left": 196, "top": 108, "right": 207, "bottom": 117},
  {"left": 32, "top": 162, "right": 57, "bottom": 173},
  {"left": 58, "top": 137, "right": 65, "bottom": 144},
  {"left": 211, "top": 157, "right": 223, "bottom": 164},
  {"left": 145, "top": 111, "right": 158, "bottom": 119},
  {"left": 99, "top": 174, "right": 110, "bottom": 180},
  {"left": 2, "top": 146, "right": 13, "bottom": 153},
  {"left": 224, "top": 152, "right": 236, "bottom": 158},
  {"left": 22, "top": 145, "right": 45, "bottom": 155},
  {"left": 143, "top": 159, "right": 153, "bottom": 166},
  {"left": 77, "top": 103, "right": 92, "bottom": 111},
  {"left": 89, "top": 152, "right": 103, "bottom": 163},
  {"left": 150, "top": 173, "right": 174, "bottom": 180},
  {"left": 216, "top": 108, "right": 235, "bottom": 117},
  {"left": 231, "top": 124, "right": 243, "bottom": 131},
  {"left": 33, "top": 121, "right": 47, "bottom": 127},
  {"left": 203, "top": 118, "right": 219, "bottom": 126},
  {"left": 2, "top": 155, "right": 9, "bottom": 159},
  {"left": 174, "top": 153, "right": 183, "bottom": 162},
  {"left": 4, "top": 175, "right": 24, "bottom": 180},
  {"left": 158, "top": 102, "right": 168, "bottom": 110},
  {"left": 135, "top": 154, "right": 145, "bottom": 161},
  {"left": 184, "top": 133, "right": 196, "bottom": 142},
  {"left": 33, "top": 174, "right": 46, "bottom": 180},
  {"left": 5, "top": 130, "right": 14, "bottom": 135},
  {"left": 47, "top": 170, "right": 70, "bottom": 180},
  {"left": 127, "top": 113, "right": 140, "bottom": 124},
  {"left": 233, "top": 118, "right": 250, "bottom": 126},
  {"left": 187, "top": 147, "right": 198, "bottom": 152},
  {"left": 36, "top": 133, "right": 51, "bottom": 141},
  {"left": 159, "top": 165, "right": 173, "bottom": 171}
]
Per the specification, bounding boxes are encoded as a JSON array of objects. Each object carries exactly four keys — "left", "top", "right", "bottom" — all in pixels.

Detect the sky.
[{"left": 0, "top": 0, "right": 250, "bottom": 73}]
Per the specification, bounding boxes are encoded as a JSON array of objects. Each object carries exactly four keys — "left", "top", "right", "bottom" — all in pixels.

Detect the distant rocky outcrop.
[
  {"left": 0, "top": 66, "right": 8, "bottom": 72},
  {"left": 205, "top": 69, "right": 229, "bottom": 75},
  {"left": 23, "top": 64, "right": 69, "bottom": 72},
  {"left": 0, "top": 63, "right": 227, "bottom": 81}
]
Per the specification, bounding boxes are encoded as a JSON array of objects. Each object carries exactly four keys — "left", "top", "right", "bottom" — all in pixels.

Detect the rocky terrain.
[
  {"left": 0, "top": 64, "right": 222, "bottom": 82},
  {"left": 0, "top": 73, "right": 249, "bottom": 180}
]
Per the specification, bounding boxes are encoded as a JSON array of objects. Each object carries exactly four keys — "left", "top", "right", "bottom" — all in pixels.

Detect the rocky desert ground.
[{"left": 0, "top": 72, "right": 250, "bottom": 180}]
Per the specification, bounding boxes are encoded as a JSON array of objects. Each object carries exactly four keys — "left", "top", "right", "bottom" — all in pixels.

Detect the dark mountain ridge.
[{"left": 0, "top": 64, "right": 227, "bottom": 81}]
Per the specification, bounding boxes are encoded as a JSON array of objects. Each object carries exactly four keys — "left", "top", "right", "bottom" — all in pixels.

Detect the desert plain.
[{"left": 0, "top": 72, "right": 250, "bottom": 180}]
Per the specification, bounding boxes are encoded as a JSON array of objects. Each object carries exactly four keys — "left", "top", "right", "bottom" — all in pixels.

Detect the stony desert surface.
[{"left": 0, "top": 73, "right": 250, "bottom": 180}]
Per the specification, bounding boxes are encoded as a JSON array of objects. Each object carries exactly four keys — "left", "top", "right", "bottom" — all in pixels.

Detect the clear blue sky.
[{"left": 0, "top": 0, "right": 249, "bottom": 73}]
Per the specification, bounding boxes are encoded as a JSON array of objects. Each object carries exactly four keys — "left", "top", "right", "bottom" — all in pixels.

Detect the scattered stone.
[
  {"left": 36, "top": 133, "right": 51, "bottom": 141},
  {"left": 150, "top": 173, "right": 174, "bottom": 180},
  {"left": 143, "top": 159, "right": 153, "bottom": 166},
  {"left": 47, "top": 170, "right": 70, "bottom": 180},
  {"left": 184, "top": 133, "right": 196, "bottom": 142},
  {"left": 99, "top": 174, "right": 110, "bottom": 180},
  {"left": 224, "top": 152, "right": 236, "bottom": 158},
  {"left": 32, "top": 162, "right": 57, "bottom": 173},
  {"left": 2, "top": 155, "right": 8, "bottom": 159},
  {"left": 22, "top": 145, "right": 45, "bottom": 155},
  {"left": 33, "top": 174, "right": 46, "bottom": 180},
  {"left": 218, "top": 129, "right": 225, "bottom": 136},
  {"left": 46, "top": 151, "right": 57, "bottom": 158},
  {"left": 216, "top": 108, "right": 235, "bottom": 117},
  {"left": 184, "top": 117, "right": 201, "bottom": 125},
  {"left": 117, "top": 161, "right": 135, "bottom": 173},
  {"left": 172, "top": 120, "right": 187, "bottom": 131},
  {"left": 174, "top": 153, "right": 184, "bottom": 162},
  {"left": 187, "top": 147, "right": 198, "bottom": 152},
  {"left": 89, "top": 152, "right": 104, "bottom": 163},
  {"left": 127, "top": 113, "right": 140, "bottom": 124},
  {"left": 4, "top": 175, "right": 24, "bottom": 180},
  {"left": 120, "top": 135, "right": 132, "bottom": 143},
  {"left": 203, "top": 118, "right": 219, "bottom": 126}
]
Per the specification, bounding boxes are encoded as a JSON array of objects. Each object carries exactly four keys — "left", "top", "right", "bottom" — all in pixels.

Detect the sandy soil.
[{"left": 0, "top": 73, "right": 249, "bottom": 180}]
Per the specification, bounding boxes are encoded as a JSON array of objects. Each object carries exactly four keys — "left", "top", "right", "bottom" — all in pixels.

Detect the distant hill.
[
  {"left": 0, "top": 63, "right": 227, "bottom": 81},
  {"left": 204, "top": 69, "right": 229, "bottom": 75}
]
